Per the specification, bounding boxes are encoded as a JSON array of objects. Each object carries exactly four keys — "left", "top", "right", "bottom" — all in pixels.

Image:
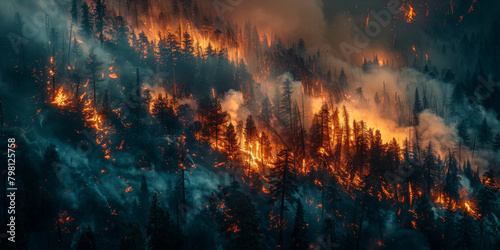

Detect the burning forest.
[{"left": 1, "top": 0, "right": 500, "bottom": 249}]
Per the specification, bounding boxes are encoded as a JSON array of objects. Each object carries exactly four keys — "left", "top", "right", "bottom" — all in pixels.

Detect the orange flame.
[
  {"left": 405, "top": 5, "right": 416, "bottom": 23},
  {"left": 52, "top": 87, "right": 70, "bottom": 107}
]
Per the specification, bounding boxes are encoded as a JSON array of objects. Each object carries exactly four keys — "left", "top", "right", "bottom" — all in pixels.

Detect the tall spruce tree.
[
  {"left": 80, "top": 2, "right": 93, "bottom": 39},
  {"left": 268, "top": 149, "right": 297, "bottom": 248},
  {"left": 224, "top": 123, "right": 239, "bottom": 160},
  {"left": 478, "top": 118, "right": 493, "bottom": 145},
  {"left": 412, "top": 88, "right": 423, "bottom": 125},
  {"left": 290, "top": 200, "right": 309, "bottom": 250}
]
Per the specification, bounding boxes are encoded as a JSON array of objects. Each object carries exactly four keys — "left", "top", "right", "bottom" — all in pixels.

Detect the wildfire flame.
[
  {"left": 405, "top": 4, "right": 416, "bottom": 23},
  {"left": 52, "top": 87, "right": 70, "bottom": 107}
]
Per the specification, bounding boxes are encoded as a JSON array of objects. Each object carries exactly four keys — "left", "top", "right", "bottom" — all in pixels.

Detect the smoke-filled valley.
[{"left": 1, "top": 0, "right": 500, "bottom": 249}]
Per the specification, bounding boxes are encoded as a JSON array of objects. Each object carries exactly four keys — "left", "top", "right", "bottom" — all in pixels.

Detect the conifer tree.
[
  {"left": 146, "top": 193, "right": 183, "bottom": 250},
  {"left": 443, "top": 152, "right": 461, "bottom": 201},
  {"left": 280, "top": 78, "right": 293, "bottom": 128},
  {"left": 457, "top": 120, "right": 470, "bottom": 146},
  {"left": 80, "top": 2, "right": 93, "bottom": 39},
  {"left": 423, "top": 141, "right": 437, "bottom": 196},
  {"left": 94, "top": 0, "right": 106, "bottom": 44},
  {"left": 268, "top": 149, "right": 297, "bottom": 247},
  {"left": 477, "top": 169, "right": 498, "bottom": 249},
  {"left": 478, "top": 118, "right": 493, "bottom": 145},
  {"left": 244, "top": 115, "right": 257, "bottom": 152},
  {"left": 412, "top": 88, "right": 422, "bottom": 125},
  {"left": 290, "top": 200, "right": 309, "bottom": 250},
  {"left": 208, "top": 98, "right": 227, "bottom": 148},
  {"left": 86, "top": 47, "right": 103, "bottom": 105},
  {"left": 260, "top": 96, "right": 273, "bottom": 126},
  {"left": 224, "top": 123, "right": 239, "bottom": 160},
  {"left": 455, "top": 212, "right": 477, "bottom": 250},
  {"left": 414, "top": 195, "right": 435, "bottom": 236},
  {"left": 338, "top": 68, "right": 348, "bottom": 90}
]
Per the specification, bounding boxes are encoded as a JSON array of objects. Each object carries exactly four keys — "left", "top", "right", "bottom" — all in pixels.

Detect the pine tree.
[
  {"left": 443, "top": 152, "right": 461, "bottom": 201},
  {"left": 478, "top": 118, "right": 493, "bottom": 145},
  {"left": 354, "top": 121, "right": 368, "bottom": 174},
  {"left": 457, "top": 120, "right": 470, "bottom": 146},
  {"left": 260, "top": 96, "right": 272, "bottom": 126},
  {"left": 443, "top": 204, "right": 456, "bottom": 247},
  {"left": 151, "top": 94, "right": 170, "bottom": 131},
  {"left": 224, "top": 123, "right": 239, "bottom": 160},
  {"left": 290, "top": 200, "right": 309, "bottom": 250},
  {"left": 179, "top": 32, "right": 196, "bottom": 86},
  {"left": 309, "top": 114, "right": 322, "bottom": 158},
  {"left": 451, "top": 82, "right": 466, "bottom": 115},
  {"left": 414, "top": 195, "right": 435, "bottom": 236},
  {"left": 93, "top": 0, "right": 106, "bottom": 44},
  {"left": 332, "top": 108, "right": 343, "bottom": 169},
  {"left": 207, "top": 98, "right": 227, "bottom": 148},
  {"left": 235, "top": 59, "right": 254, "bottom": 100},
  {"left": 175, "top": 138, "right": 191, "bottom": 224},
  {"left": 80, "top": 2, "right": 93, "bottom": 39},
  {"left": 146, "top": 193, "right": 184, "bottom": 250},
  {"left": 423, "top": 141, "right": 437, "bottom": 196},
  {"left": 280, "top": 78, "right": 293, "bottom": 128},
  {"left": 342, "top": 106, "right": 351, "bottom": 156},
  {"left": 244, "top": 115, "right": 257, "bottom": 152},
  {"left": 455, "top": 212, "right": 477, "bottom": 250},
  {"left": 86, "top": 47, "right": 103, "bottom": 105},
  {"left": 71, "top": 0, "right": 78, "bottom": 24},
  {"left": 223, "top": 183, "right": 262, "bottom": 250},
  {"left": 423, "top": 63, "right": 429, "bottom": 75},
  {"left": 413, "top": 88, "right": 422, "bottom": 125},
  {"left": 166, "top": 32, "right": 180, "bottom": 73},
  {"left": 477, "top": 169, "right": 498, "bottom": 249},
  {"left": 338, "top": 68, "right": 348, "bottom": 90},
  {"left": 268, "top": 149, "right": 297, "bottom": 247},
  {"left": 422, "top": 89, "right": 429, "bottom": 110}
]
